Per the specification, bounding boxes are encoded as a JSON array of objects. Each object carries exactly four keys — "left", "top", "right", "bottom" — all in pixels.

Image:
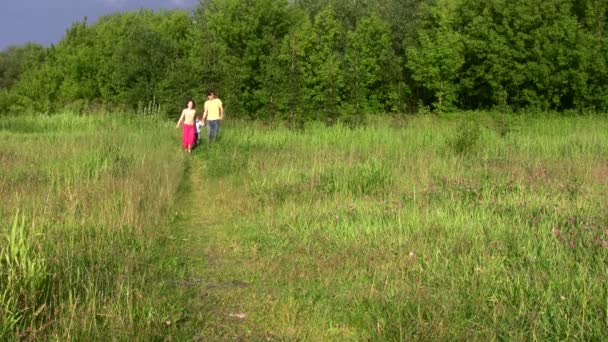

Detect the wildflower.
[
  {"left": 605, "top": 229, "right": 608, "bottom": 235},
  {"left": 409, "top": 251, "right": 416, "bottom": 258},
  {"left": 552, "top": 228, "right": 559, "bottom": 236},
  {"left": 569, "top": 240, "right": 575, "bottom": 248}
]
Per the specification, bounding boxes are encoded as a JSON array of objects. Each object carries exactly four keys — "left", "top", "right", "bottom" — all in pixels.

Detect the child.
[{"left": 195, "top": 115, "right": 204, "bottom": 145}]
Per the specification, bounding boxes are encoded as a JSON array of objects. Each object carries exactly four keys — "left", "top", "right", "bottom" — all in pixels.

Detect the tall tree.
[
  {"left": 407, "top": 1, "right": 464, "bottom": 111},
  {"left": 53, "top": 19, "right": 100, "bottom": 107},
  {"left": 455, "top": 0, "right": 586, "bottom": 110},
  {"left": 303, "top": 5, "right": 346, "bottom": 121},
  {"left": 10, "top": 52, "right": 63, "bottom": 113},
  {"left": 575, "top": 0, "right": 608, "bottom": 110},
  {"left": 0, "top": 43, "right": 46, "bottom": 90},
  {"left": 344, "top": 14, "right": 403, "bottom": 114},
  {"left": 200, "top": 0, "right": 292, "bottom": 115},
  {"left": 259, "top": 10, "right": 314, "bottom": 122}
]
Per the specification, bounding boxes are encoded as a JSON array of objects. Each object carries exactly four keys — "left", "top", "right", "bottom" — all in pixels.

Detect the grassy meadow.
[
  {"left": 1, "top": 112, "right": 608, "bottom": 340},
  {"left": 0, "top": 113, "right": 188, "bottom": 339}
]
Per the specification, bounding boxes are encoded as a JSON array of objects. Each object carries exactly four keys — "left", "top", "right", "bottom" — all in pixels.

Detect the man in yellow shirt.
[{"left": 203, "top": 91, "right": 224, "bottom": 143}]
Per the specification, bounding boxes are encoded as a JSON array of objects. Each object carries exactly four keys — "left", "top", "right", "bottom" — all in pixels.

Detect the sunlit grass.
[
  {"left": 195, "top": 113, "right": 608, "bottom": 340},
  {"left": 0, "top": 112, "right": 186, "bottom": 339},
  {"left": 2, "top": 111, "right": 607, "bottom": 340}
]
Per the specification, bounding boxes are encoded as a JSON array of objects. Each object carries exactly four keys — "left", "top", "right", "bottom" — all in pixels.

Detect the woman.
[{"left": 176, "top": 100, "right": 197, "bottom": 153}]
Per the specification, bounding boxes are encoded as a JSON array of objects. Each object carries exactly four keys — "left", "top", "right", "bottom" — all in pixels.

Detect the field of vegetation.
[
  {"left": 0, "top": 113, "right": 189, "bottom": 339},
  {"left": 1, "top": 112, "right": 607, "bottom": 340}
]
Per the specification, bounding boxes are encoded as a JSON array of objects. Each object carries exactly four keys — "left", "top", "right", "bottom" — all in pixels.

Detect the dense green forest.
[{"left": 1, "top": 0, "right": 608, "bottom": 119}]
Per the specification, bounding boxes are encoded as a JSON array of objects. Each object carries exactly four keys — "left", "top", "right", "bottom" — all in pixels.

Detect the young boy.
[{"left": 195, "top": 115, "right": 204, "bottom": 144}]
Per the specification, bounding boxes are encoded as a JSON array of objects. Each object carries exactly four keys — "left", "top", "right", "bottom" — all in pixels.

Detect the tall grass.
[
  {"left": 0, "top": 113, "right": 186, "bottom": 339},
  {"left": 196, "top": 112, "right": 608, "bottom": 340},
  {"left": 2, "top": 111, "right": 607, "bottom": 339}
]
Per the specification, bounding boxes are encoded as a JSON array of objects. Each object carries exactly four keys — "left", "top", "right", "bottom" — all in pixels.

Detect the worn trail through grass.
[{"left": 172, "top": 154, "right": 286, "bottom": 340}]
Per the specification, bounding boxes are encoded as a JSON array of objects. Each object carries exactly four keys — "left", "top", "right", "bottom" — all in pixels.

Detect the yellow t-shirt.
[{"left": 204, "top": 98, "right": 223, "bottom": 121}]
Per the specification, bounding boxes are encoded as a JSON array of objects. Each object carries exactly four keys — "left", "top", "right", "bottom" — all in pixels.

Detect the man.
[{"left": 203, "top": 91, "right": 224, "bottom": 143}]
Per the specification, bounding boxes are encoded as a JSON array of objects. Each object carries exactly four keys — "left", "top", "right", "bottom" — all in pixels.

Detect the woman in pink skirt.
[{"left": 176, "top": 100, "right": 197, "bottom": 153}]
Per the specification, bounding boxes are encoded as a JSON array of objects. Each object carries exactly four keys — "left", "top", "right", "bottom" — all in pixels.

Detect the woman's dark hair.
[{"left": 186, "top": 99, "right": 196, "bottom": 108}]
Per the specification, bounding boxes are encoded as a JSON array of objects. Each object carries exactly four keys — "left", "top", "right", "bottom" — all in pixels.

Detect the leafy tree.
[
  {"left": 377, "top": 0, "right": 429, "bottom": 53},
  {"left": 324, "top": 0, "right": 378, "bottom": 30},
  {"left": 575, "top": 0, "right": 608, "bottom": 110},
  {"left": 113, "top": 24, "right": 171, "bottom": 105},
  {"left": 6, "top": 0, "right": 608, "bottom": 116},
  {"left": 10, "top": 55, "right": 63, "bottom": 113},
  {"left": 88, "top": 12, "right": 175, "bottom": 107},
  {"left": 0, "top": 43, "right": 46, "bottom": 90},
  {"left": 0, "top": 89, "right": 14, "bottom": 115},
  {"left": 138, "top": 11, "right": 197, "bottom": 114},
  {"left": 456, "top": 0, "right": 587, "bottom": 110},
  {"left": 407, "top": 1, "right": 464, "bottom": 112},
  {"left": 260, "top": 10, "right": 314, "bottom": 122},
  {"left": 200, "top": 0, "right": 292, "bottom": 115},
  {"left": 344, "top": 14, "right": 403, "bottom": 114},
  {"left": 303, "top": 5, "right": 346, "bottom": 121},
  {"left": 159, "top": 15, "right": 234, "bottom": 116},
  {"left": 52, "top": 19, "right": 99, "bottom": 109}
]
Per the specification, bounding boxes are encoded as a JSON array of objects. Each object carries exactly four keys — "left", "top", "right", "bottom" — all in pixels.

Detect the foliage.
[
  {"left": 407, "top": 1, "right": 464, "bottom": 112},
  {"left": 4, "top": 0, "right": 608, "bottom": 116},
  {"left": 344, "top": 15, "right": 403, "bottom": 115},
  {"left": 0, "top": 43, "right": 46, "bottom": 90},
  {"left": 455, "top": 0, "right": 587, "bottom": 110},
  {"left": 450, "top": 118, "right": 481, "bottom": 154},
  {"left": 197, "top": 0, "right": 293, "bottom": 116}
]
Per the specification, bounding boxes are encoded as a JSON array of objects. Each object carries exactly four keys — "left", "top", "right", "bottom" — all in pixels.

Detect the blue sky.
[{"left": 0, "top": 0, "right": 199, "bottom": 50}]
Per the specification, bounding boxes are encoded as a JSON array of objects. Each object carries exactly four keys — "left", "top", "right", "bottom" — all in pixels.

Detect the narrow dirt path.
[{"left": 170, "top": 156, "right": 277, "bottom": 340}]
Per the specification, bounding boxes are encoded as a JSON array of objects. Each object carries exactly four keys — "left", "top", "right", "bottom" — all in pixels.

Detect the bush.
[
  {"left": 490, "top": 113, "right": 519, "bottom": 137},
  {"left": 0, "top": 90, "right": 13, "bottom": 116},
  {"left": 451, "top": 119, "right": 481, "bottom": 155}
]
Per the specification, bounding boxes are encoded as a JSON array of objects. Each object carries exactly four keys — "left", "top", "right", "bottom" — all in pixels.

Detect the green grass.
[
  {"left": 187, "top": 113, "right": 608, "bottom": 340},
  {"left": 1, "top": 111, "right": 608, "bottom": 340},
  {"left": 0, "top": 113, "right": 189, "bottom": 340}
]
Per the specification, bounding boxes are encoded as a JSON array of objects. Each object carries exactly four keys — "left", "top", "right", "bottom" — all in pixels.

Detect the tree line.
[{"left": 1, "top": 0, "right": 607, "bottom": 120}]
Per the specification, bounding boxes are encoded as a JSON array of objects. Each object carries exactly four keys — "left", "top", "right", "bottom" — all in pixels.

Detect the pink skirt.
[{"left": 182, "top": 124, "right": 195, "bottom": 148}]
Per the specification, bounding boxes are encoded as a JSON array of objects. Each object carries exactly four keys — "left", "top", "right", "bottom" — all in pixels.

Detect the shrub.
[{"left": 451, "top": 119, "right": 481, "bottom": 155}]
